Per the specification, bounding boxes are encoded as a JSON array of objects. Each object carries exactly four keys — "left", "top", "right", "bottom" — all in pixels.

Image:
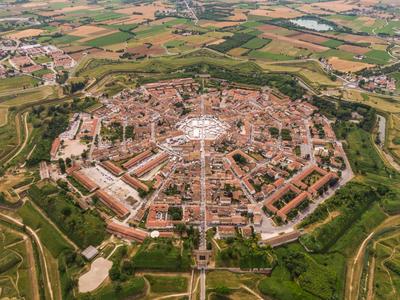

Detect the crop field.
[
  {"left": 328, "top": 57, "right": 374, "bottom": 72},
  {"left": 326, "top": 15, "right": 386, "bottom": 34},
  {"left": 260, "top": 39, "right": 312, "bottom": 57},
  {"left": 249, "top": 5, "right": 304, "bottom": 19},
  {"left": 261, "top": 32, "right": 329, "bottom": 53},
  {"left": 6, "top": 28, "right": 44, "bottom": 39},
  {"left": 85, "top": 31, "right": 134, "bottom": 47},
  {"left": 321, "top": 39, "right": 345, "bottom": 48},
  {"left": 338, "top": 44, "right": 370, "bottom": 55},
  {"left": 242, "top": 37, "right": 271, "bottom": 50},
  {"left": 363, "top": 50, "right": 392, "bottom": 65},
  {"left": 312, "top": 0, "right": 359, "bottom": 13},
  {"left": 69, "top": 25, "right": 115, "bottom": 38},
  {"left": 292, "top": 33, "right": 329, "bottom": 44}
]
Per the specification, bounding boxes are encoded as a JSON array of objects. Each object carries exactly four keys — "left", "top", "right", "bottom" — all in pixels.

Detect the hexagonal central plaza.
[{"left": 177, "top": 115, "right": 229, "bottom": 140}]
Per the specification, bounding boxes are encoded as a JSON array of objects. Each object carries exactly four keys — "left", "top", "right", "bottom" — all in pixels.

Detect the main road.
[{"left": 198, "top": 94, "right": 207, "bottom": 300}]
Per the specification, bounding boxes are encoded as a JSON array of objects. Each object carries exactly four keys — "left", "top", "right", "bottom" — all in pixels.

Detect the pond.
[{"left": 289, "top": 18, "right": 334, "bottom": 31}]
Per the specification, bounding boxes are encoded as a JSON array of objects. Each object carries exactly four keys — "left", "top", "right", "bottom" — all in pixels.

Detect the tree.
[
  {"left": 109, "top": 265, "right": 121, "bottom": 281},
  {"left": 66, "top": 157, "right": 72, "bottom": 168},
  {"left": 174, "top": 223, "right": 187, "bottom": 236},
  {"left": 58, "top": 158, "right": 66, "bottom": 174}
]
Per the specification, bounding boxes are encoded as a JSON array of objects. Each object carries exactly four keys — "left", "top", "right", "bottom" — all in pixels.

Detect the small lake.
[{"left": 289, "top": 18, "right": 333, "bottom": 31}]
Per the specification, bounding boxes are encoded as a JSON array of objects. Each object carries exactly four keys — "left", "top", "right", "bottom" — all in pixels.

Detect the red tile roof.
[
  {"left": 121, "top": 173, "right": 149, "bottom": 192},
  {"left": 107, "top": 222, "right": 148, "bottom": 242},
  {"left": 96, "top": 189, "right": 129, "bottom": 218}
]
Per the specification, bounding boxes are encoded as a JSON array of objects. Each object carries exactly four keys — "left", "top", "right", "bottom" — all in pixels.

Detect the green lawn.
[
  {"left": 33, "top": 56, "right": 52, "bottom": 64},
  {"left": 132, "top": 239, "right": 191, "bottom": 271},
  {"left": 86, "top": 32, "right": 134, "bottom": 47},
  {"left": 145, "top": 275, "right": 188, "bottom": 293}
]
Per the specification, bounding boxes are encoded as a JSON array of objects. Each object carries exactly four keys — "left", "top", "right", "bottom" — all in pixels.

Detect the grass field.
[
  {"left": 0, "top": 106, "right": 7, "bottom": 126},
  {"left": 321, "top": 39, "right": 345, "bottom": 48},
  {"left": 145, "top": 275, "right": 188, "bottom": 293},
  {"left": 242, "top": 37, "right": 271, "bottom": 50},
  {"left": 0, "top": 223, "right": 35, "bottom": 299},
  {"left": 80, "top": 277, "right": 145, "bottom": 300},
  {"left": 342, "top": 90, "right": 400, "bottom": 112},
  {"left": 249, "top": 50, "right": 295, "bottom": 61},
  {"left": 86, "top": 31, "right": 134, "bottom": 47},
  {"left": 207, "top": 270, "right": 264, "bottom": 291},
  {"left": 389, "top": 72, "right": 400, "bottom": 91},
  {"left": 132, "top": 239, "right": 191, "bottom": 271},
  {"left": 51, "top": 34, "right": 82, "bottom": 45},
  {"left": 0, "top": 76, "right": 39, "bottom": 94},
  {"left": 0, "top": 111, "right": 19, "bottom": 165},
  {"left": 259, "top": 60, "right": 340, "bottom": 89},
  {"left": 18, "top": 201, "right": 72, "bottom": 257},
  {"left": 386, "top": 113, "right": 400, "bottom": 164},
  {"left": 0, "top": 86, "right": 59, "bottom": 107},
  {"left": 363, "top": 49, "right": 392, "bottom": 65}
]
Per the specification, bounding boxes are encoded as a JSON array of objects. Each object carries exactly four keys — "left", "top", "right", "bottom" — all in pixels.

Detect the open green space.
[
  {"left": 0, "top": 224, "right": 34, "bottom": 299},
  {"left": 86, "top": 31, "right": 134, "bottom": 47},
  {"left": 74, "top": 49, "right": 304, "bottom": 99},
  {"left": 79, "top": 277, "right": 145, "bottom": 300},
  {"left": 242, "top": 37, "right": 271, "bottom": 50},
  {"left": 363, "top": 50, "right": 392, "bottom": 65},
  {"left": 0, "top": 76, "right": 39, "bottom": 94},
  {"left": 18, "top": 201, "right": 72, "bottom": 257},
  {"left": 249, "top": 50, "right": 295, "bottom": 61},
  {"left": 145, "top": 275, "right": 188, "bottom": 293},
  {"left": 26, "top": 183, "right": 107, "bottom": 249},
  {"left": 321, "top": 39, "right": 344, "bottom": 49},
  {"left": 132, "top": 238, "right": 192, "bottom": 271}
]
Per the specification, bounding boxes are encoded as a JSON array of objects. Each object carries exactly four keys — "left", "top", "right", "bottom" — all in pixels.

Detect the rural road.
[{"left": 0, "top": 212, "right": 54, "bottom": 300}]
